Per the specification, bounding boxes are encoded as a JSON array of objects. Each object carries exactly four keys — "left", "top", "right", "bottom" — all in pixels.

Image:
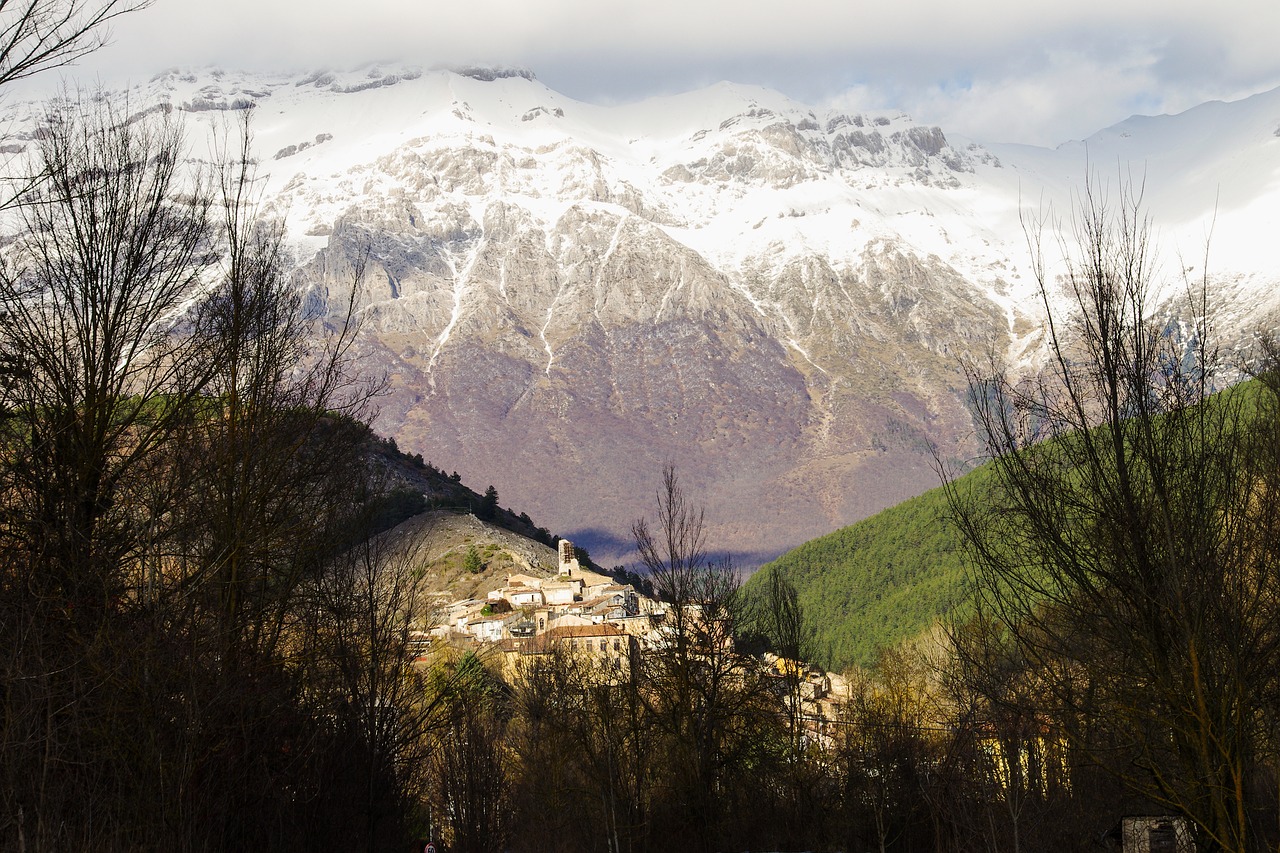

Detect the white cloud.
[
  {"left": 20, "top": 0, "right": 1280, "bottom": 145},
  {"left": 835, "top": 47, "right": 1170, "bottom": 147}
]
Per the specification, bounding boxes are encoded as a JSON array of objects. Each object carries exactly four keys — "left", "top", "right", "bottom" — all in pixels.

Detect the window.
[{"left": 1149, "top": 823, "right": 1177, "bottom": 853}]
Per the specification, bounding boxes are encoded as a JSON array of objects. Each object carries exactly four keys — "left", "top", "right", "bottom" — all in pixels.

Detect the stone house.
[
  {"left": 467, "top": 615, "right": 507, "bottom": 643},
  {"left": 1118, "top": 817, "right": 1194, "bottom": 853},
  {"left": 542, "top": 578, "right": 583, "bottom": 605},
  {"left": 540, "top": 623, "right": 637, "bottom": 678},
  {"left": 503, "top": 584, "right": 544, "bottom": 608}
]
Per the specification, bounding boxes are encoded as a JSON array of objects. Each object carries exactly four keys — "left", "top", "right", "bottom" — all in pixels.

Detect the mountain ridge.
[{"left": 4, "top": 65, "right": 1277, "bottom": 566}]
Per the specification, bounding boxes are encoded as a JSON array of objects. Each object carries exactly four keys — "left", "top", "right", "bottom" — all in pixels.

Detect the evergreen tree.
[{"left": 478, "top": 485, "right": 499, "bottom": 520}]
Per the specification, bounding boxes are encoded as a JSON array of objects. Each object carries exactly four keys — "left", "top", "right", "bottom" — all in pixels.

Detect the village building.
[
  {"left": 542, "top": 577, "right": 582, "bottom": 605},
  {"left": 501, "top": 583, "right": 544, "bottom": 608},
  {"left": 1118, "top": 817, "right": 1194, "bottom": 853},
  {"left": 546, "top": 612, "right": 595, "bottom": 631},
  {"left": 557, "top": 539, "right": 581, "bottom": 576},
  {"left": 467, "top": 614, "right": 507, "bottom": 643},
  {"left": 575, "top": 584, "right": 639, "bottom": 620},
  {"left": 448, "top": 599, "right": 488, "bottom": 634},
  {"left": 611, "top": 612, "right": 666, "bottom": 646},
  {"left": 505, "top": 572, "right": 545, "bottom": 589},
  {"left": 530, "top": 606, "right": 553, "bottom": 635},
  {"left": 538, "top": 623, "right": 637, "bottom": 677},
  {"left": 507, "top": 614, "right": 537, "bottom": 639},
  {"left": 430, "top": 540, "right": 754, "bottom": 676},
  {"left": 581, "top": 577, "right": 620, "bottom": 600}
]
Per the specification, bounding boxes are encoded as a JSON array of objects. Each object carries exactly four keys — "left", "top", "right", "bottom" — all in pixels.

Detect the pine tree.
[{"left": 478, "top": 485, "right": 499, "bottom": 521}]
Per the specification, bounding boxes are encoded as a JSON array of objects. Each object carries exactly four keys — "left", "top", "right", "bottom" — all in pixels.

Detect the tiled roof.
[{"left": 543, "top": 623, "right": 626, "bottom": 640}]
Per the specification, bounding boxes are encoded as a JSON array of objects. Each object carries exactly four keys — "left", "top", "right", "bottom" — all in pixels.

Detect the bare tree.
[
  {"left": 0, "top": 94, "right": 395, "bottom": 851},
  {"left": 0, "top": 91, "right": 216, "bottom": 852},
  {"left": 632, "top": 463, "right": 708, "bottom": 614},
  {"left": 838, "top": 648, "right": 937, "bottom": 853},
  {"left": 949, "top": 174, "right": 1280, "bottom": 853},
  {"left": 174, "top": 120, "right": 372, "bottom": 668},
  {"left": 302, "top": 521, "right": 444, "bottom": 853},
  {"left": 758, "top": 568, "right": 815, "bottom": 760},
  {"left": 157, "top": 123, "right": 385, "bottom": 851},
  {"left": 0, "top": 95, "right": 212, "bottom": 613},
  {"left": 631, "top": 464, "right": 776, "bottom": 851},
  {"left": 427, "top": 652, "right": 512, "bottom": 853},
  {"left": 0, "top": 0, "right": 148, "bottom": 89},
  {"left": 509, "top": 645, "right": 655, "bottom": 853}
]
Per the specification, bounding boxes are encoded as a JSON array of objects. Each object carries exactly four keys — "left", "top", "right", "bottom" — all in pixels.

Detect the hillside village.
[
  {"left": 2, "top": 7, "right": 1269, "bottom": 845},
  {"left": 414, "top": 525, "right": 849, "bottom": 728}
]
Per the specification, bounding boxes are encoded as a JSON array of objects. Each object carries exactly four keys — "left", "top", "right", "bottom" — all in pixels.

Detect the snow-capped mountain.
[{"left": 6, "top": 65, "right": 1279, "bottom": 564}]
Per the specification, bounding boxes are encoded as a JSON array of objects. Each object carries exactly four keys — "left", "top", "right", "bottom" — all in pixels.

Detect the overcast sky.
[{"left": 30, "top": 0, "right": 1280, "bottom": 147}]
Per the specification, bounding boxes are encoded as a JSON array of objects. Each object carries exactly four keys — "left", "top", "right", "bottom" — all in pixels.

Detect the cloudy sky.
[{"left": 31, "top": 0, "right": 1280, "bottom": 147}]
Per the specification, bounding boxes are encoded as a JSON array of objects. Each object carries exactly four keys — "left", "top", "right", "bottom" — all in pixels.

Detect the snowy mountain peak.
[{"left": 3, "top": 69, "right": 1277, "bottom": 565}]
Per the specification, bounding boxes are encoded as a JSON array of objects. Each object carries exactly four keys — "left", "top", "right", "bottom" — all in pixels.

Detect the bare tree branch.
[{"left": 0, "top": 0, "right": 149, "bottom": 89}]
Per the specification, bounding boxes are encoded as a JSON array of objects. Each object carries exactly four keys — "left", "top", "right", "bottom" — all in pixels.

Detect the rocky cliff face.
[
  {"left": 279, "top": 93, "right": 1006, "bottom": 561},
  {"left": 10, "top": 65, "right": 1276, "bottom": 564}
]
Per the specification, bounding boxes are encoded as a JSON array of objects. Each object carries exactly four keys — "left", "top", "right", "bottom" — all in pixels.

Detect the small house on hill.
[{"left": 505, "top": 573, "right": 544, "bottom": 589}]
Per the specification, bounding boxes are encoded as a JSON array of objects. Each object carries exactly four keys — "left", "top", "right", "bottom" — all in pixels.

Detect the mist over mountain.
[{"left": 8, "top": 64, "right": 1277, "bottom": 565}]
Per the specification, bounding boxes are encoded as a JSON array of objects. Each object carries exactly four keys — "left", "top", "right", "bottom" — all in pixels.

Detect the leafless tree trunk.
[
  {"left": 948, "top": 174, "right": 1280, "bottom": 853},
  {"left": 300, "top": 516, "right": 450, "bottom": 853},
  {"left": 631, "top": 464, "right": 778, "bottom": 851},
  {"left": 0, "top": 90, "right": 217, "bottom": 852},
  {"left": 759, "top": 568, "right": 814, "bottom": 759},
  {"left": 0, "top": 92, "right": 407, "bottom": 852},
  {"left": 428, "top": 652, "right": 511, "bottom": 853}
]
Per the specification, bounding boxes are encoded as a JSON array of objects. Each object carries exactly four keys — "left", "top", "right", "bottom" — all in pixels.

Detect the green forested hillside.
[
  {"left": 747, "top": 464, "right": 994, "bottom": 673},
  {"left": 753, "top": 377, "right": 1269, "bottom": 675}
]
